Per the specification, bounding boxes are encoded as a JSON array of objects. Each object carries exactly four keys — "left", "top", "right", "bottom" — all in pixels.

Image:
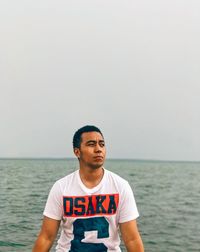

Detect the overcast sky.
[{"left": 0, "top": 0, "right": 199, "bottom": 161}]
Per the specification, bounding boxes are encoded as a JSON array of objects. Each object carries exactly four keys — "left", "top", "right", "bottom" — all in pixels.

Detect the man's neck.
[{"left": 79, "top": 166, "right": 104, "bottom": 189}]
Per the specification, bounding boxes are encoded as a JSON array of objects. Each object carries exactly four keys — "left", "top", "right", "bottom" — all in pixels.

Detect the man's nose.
[{"left": 94, "top": 144, "right": 102, "bottom": 152}]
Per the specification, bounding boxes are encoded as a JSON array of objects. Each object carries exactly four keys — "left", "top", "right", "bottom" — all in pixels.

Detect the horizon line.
[{"left": 0, "top": 157, "right": 199, "bottom": 163}]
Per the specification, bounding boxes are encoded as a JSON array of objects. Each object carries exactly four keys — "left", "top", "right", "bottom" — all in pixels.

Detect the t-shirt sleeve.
[
  {"left": 43, "top": 181, "right": 63, "bottom": 220},
  {"left": 118, "top": 181, "right": 139, "bottom": 223}
]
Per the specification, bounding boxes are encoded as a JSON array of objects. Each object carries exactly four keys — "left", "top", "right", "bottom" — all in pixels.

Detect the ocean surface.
[{"left": 0, "top": 159, "right": 200, "bottom": 252}]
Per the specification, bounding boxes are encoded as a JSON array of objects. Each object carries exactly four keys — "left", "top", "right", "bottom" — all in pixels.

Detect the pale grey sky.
[{"left": 0, "top": 0, "right": 200, "bottom": 161}]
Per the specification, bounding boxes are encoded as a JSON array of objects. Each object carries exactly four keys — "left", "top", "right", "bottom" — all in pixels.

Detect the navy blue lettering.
[
  {"left": 86, "top": 196, "right": 95, "bottom": 215},
  {"left": 63, "top": 197, "right": 73, "bottom": 216},
  {"left": 96, "top": 195, "right": 106, "bottom": 214},
  {"left": 108, "top": 195, "right": 117, "bottom": 214},
  {"left": 74, "top": 197, "right": 86, "bottom": 216}
]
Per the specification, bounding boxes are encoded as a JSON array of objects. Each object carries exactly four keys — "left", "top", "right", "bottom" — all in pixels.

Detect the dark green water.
[{"left": 0, "top": 159, "right": 200, "bottom": 251}]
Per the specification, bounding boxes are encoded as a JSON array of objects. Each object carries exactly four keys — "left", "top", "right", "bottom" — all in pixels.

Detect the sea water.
[{"left": 0, "top": 159, "right": 200, "bottom": 252}]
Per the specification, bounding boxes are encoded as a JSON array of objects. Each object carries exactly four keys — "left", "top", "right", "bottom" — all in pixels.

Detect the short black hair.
[{"left": 73, "top": 125, "right": 103, "bottom": 149}]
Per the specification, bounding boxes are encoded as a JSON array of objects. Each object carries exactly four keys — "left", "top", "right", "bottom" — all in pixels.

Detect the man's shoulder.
[
  {"left": 105, "top": 168, "right": 128, "bottom": 185},
  {"left": 54, "top": 170, "right": 77, "bottom": 186}
]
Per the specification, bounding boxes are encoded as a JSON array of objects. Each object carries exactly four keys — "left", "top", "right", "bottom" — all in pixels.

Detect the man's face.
[{"left": 74, "top": 131, "right": 106, "bottom": 169}]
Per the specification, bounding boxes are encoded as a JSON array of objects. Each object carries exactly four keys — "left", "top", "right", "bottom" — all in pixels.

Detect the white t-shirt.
[{"left": 44, "top": 168, "right": 139, "bottom": 252}]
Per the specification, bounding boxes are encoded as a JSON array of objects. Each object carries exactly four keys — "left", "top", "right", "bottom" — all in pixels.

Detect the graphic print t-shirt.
[{"left": 43, "top": 168, "right": 139, "bottom": 252}]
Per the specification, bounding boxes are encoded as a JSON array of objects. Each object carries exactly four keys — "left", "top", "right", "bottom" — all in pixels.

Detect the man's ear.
[{"left": 74, "top": 148, "right": 80, "bottom": 158}]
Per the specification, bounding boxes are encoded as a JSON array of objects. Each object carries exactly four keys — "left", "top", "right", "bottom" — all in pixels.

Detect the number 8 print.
[{"left": 69, "top": 217, "right": 109, "bottom": 252}]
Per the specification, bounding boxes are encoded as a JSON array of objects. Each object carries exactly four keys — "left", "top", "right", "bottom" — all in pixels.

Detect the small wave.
[{"left": 0, "top": 241, "right": 26, "bottom": 247}]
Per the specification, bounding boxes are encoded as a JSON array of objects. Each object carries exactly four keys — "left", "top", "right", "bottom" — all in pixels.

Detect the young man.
[{"left": 32, "top": 125, "right": 144, "bottom": 252}]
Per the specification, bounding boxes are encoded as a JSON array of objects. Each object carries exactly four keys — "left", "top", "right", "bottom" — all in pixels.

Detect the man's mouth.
[{"left": 93, "top": 156, "right": 103, "bottom": 160}]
